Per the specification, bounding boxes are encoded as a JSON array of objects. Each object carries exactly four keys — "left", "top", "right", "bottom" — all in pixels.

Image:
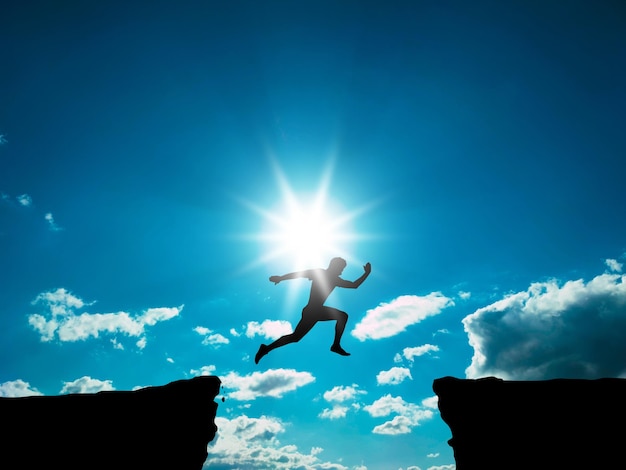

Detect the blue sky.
[{"left": 2, "top": 1, "right": 626, "bottom": 469}]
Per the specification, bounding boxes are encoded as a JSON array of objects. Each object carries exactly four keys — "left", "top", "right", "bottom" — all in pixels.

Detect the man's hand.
[
  {"left": 269, "top": 275, "right": 282, "bottom": 284},
  {"left": 364, "top": 262, "right": 372, "bottom": 274}
]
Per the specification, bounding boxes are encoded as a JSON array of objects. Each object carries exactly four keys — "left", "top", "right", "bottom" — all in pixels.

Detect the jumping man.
[{"left": 255, "top": 257, "right": 371, "bottom": 364}]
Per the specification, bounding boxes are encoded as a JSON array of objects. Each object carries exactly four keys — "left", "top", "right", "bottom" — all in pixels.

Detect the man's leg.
[
  {"left": 255, "top": 315, "right": 316, "bottom": 364},
  {"left": 319, "top": 307, "right": 350, "bottom": 356}
]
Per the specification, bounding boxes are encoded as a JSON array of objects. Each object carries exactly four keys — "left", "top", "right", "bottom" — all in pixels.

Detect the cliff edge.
[
  {"left": 0, "top": 376, "right": 221, "bottom": 469},
  {"left": 433, "top": 376, "right": 626, "bottom": 469}
]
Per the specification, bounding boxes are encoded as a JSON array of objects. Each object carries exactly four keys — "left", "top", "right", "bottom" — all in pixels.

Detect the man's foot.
[
  {"left": 255, "top": 344, "right": 269, "bottom": 364},
  {"left": 330, "top": 344, "right": 350, "bottom": 356}
]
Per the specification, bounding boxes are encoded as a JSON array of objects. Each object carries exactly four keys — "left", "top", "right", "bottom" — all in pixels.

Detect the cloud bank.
[
  {"left": 209, "top": 414, "right": 349, "bottom": 470},
  {"left": 351, "top": 294, "right": 454, "bottom": 341},
  {"left": 0, "top": 379, "right": 43, "bottom": 397},
  {"left": 28, "top": 288, "right": 182, "bottom": 348},
  {"left": 464, "top": 272, "right": 626, "bottom": 380}
]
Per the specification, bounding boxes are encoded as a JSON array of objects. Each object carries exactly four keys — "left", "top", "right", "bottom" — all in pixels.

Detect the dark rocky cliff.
[
  {"left": 0, "top": 376, "right": 221, "bottom": 470},
  {"left": 433, "top": 376, "right": 626, "bottom": 469}
]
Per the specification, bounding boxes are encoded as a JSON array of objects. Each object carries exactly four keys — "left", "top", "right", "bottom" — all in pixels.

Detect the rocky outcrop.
[
  {"left": 0, "top": 376, "right": 221, "bottom": 470},
  {"left": 433, "top": 376, "right": 626, "bottom": 469}
]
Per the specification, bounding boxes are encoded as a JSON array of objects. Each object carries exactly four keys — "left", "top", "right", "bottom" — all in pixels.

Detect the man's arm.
[
  {"left": 269, "top": 269, "right": 315, "bottom": 284},
  {"left": 336, "top": 263, "right": 371, "bottom": 289}
]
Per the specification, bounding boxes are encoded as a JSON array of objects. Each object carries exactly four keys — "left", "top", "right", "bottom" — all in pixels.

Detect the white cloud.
[
  {"left": 605, "top": 258, "right": 623, "bottom": 273},
  {"left": 402, "top": 344, "right": 440, "bottom": 362},
  {"left": 372, "top": 415, "right": 413, "bottom": 435},
  {"left": 208, "top": 414, "right": 349, "bottom": 470},
  {"left": 323, "top": 384, "right": 366, "bottom": 403},
  {"left": 421, "top": 395, "right": 439, "bottom": 409},
  {"left": 194, "top": 326, "right": 230, "bottom": 347},
  {"left": 0, "top": 379, "right": 43, "bottom": 397},
  {"left": 319, "top": 405, "right": 349, "bottom": 420},
  {"left": 376, "top": 367, "right": 412, "bottom": 385},
  {"left": 44, "top": 212, "right": 62, "bottom": 231},
  {"left": 458, "top": 291, "right": 471, "bottom": 300},
  {"left": 464, "top": 272, "right": 626, "bottom": 379},
  {"left": 246, "top": 320, "right": 293, "bottom": 340},
  {"left": 318, "top": 384, "right": 366, "bottom": 420},
  {"left": 28, "top": 288, "right": 182, "bottom": 348},
  {"left": 60, "top": 376, "right": 115, "bottom": 394},
  {"left": 190, "top": 365, "right": 217, "bottom": 376},
  {"left": 221, "top": 368, "right": 315, "bottom": 401},
  {"left": 426, "top": 466, "right": 456, "bottom": 470},
  {"left": 0, "top": 134, "right": 6, "bottom": 145},
  {"left": 351, "top": 294, "right": 454, "bottom": 341},
  {"left": 363, "top": 394, "right": 434, "bottom": 435},
  {"left": 17, "top": 194, "right": 32, "bottom": 207},
  {"left": 427, "top": 453, "right": 440, "bottom": 458}
]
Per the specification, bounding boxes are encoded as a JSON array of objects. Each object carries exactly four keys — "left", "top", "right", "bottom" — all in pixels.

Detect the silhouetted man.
[{"left": 255, "top": 257, "right": 371, "bottom": 364}]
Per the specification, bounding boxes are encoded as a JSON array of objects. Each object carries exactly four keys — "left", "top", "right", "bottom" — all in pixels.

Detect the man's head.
[{"left": 328, "top": 257, "right": 347, "bottom": 275}]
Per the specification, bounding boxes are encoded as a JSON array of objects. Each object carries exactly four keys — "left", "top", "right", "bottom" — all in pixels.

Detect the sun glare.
[{"left": 240, "top": 159, "right": 373, "bottom": 271}]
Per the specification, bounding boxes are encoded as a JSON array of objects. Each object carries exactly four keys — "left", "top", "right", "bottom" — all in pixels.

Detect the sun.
[{"left": 240, "top": 160, "right": 372, "bottom": 271}]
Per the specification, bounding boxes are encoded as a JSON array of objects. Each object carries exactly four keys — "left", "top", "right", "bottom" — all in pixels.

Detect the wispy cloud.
[
  {"left": 28, "top": 288, "right": 182, "bottom": 348},
  {"left": 0, "top": 134, "right": 6, "bottom": 145},
  {"left": 245, "top": 319, "right": 293, "bottom": 340},
  {"left": 464, "top": 269, "right": 626, "bottom": 379},
  {"left": 0, "top": 379, "right": 43, "bottom": 397},
  {"left": 394, "top": 344, "right": 440, "bottom": 365},
  {"left": 60, "top": 376, "right": 115, "bottom": 394},
  {"left": 194, "top": 326, "right": 230, "bottom": 347},
  {"left": 605, "top": 258, "right": 623, "bottom": 273},
  {"left": 351, "top": 294, "right": 454, "bottom": 341},
  {"left": 363, "top": 394, "right": 434, "bottom": 435},
  {"left": 376, "top": 367, "right": 412, "bottom": 385},
  {"left": 209, "top": 415, "right": 348, "bottom": 470},
  {"left": 221, "top": 368, "right": 315, "bottom": 401},
  {"left": 44, "top": 212, "right": 62, "bottom": 231},
  {"left": 16, "top": 194, "right": 32, "bottom": 207}
]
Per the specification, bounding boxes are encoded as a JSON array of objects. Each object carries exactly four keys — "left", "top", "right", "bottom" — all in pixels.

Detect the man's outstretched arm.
[
  {"left": 337, "top": 263, "right": 372, "bottom": 289},
  {"left": 269, "top": 270, "right": 315, "bottom": 284}
]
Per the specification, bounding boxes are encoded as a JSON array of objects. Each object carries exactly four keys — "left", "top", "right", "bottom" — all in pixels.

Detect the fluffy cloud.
[
  {"left": 376, "top": 367, "right": 412, "bottom": 385},
  {"left": 319, "top": 384, "right": 366, "bottom": 420},
  {"left": 464, "top": 272, "right": 626, "bottom": 380},
  {"left": 351, "top": 294, "right": 454, "bottom": 341},
  {"left": 194, "top": 326, "right": 230, "bottom": 347},
  {"left": 28, "top": 288, "right": 182, "bottom": 348},
  {"left": 394, "top": 344, "right": 440, "bottom": 364},
  {"left": 363, "top": 394, "right": 434, "bottom": 435},
  {"left": 322, "top": 384, "right": 366, "bottom": 403},
  {"left": 319, "top": 405, "right": 349, "bottom": 420},
  {"left": 191, "top": 365, "right": 217, "bottom": 376},
  {"left": 0, "top": 379, "right": 43, "bottom": 397},
  {"left": 221, "top": 368, "right": 315, "bottom": 401},
  {"left": 245, "top": 320, "right": 293, "bottom": 340},
  {"left": 60, "top": 376, "right": 115, "bottom": 394},
  {"left": 208, "top": 414, "right": 349, "bottom": 470}
]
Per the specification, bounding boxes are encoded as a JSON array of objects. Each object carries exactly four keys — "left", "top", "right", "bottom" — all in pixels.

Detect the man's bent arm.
[{"left": 338, "top": 263, "right": 371, "bottom": 289}]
